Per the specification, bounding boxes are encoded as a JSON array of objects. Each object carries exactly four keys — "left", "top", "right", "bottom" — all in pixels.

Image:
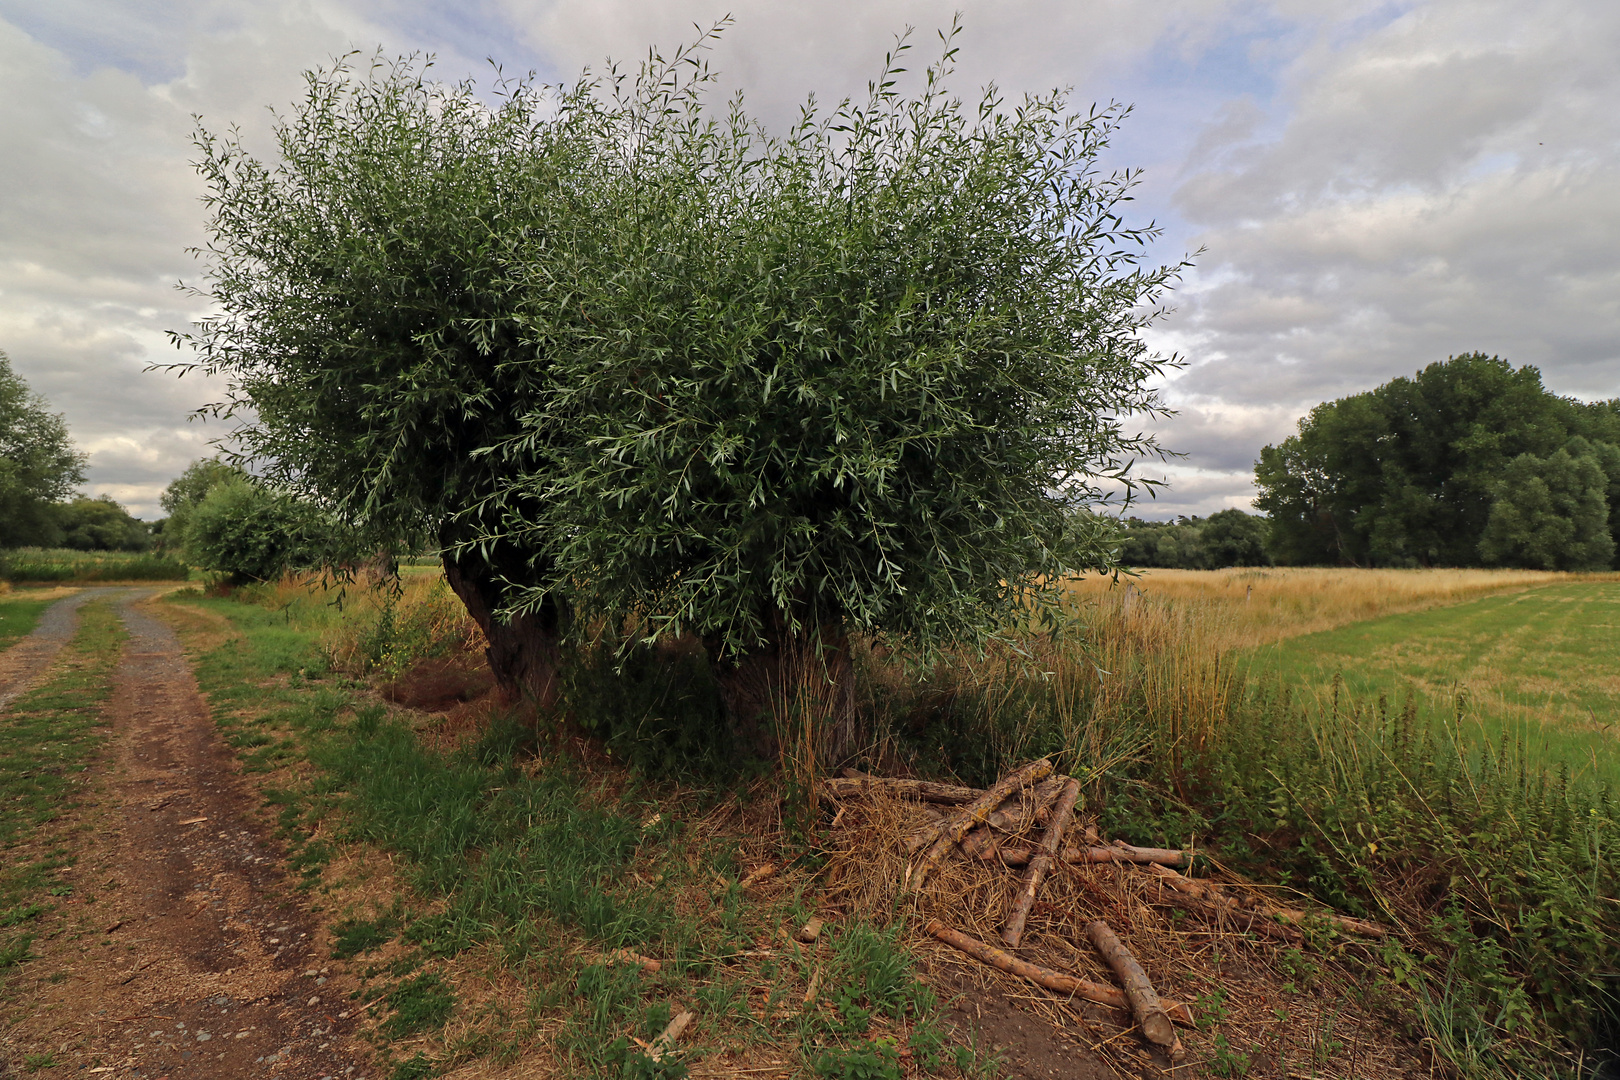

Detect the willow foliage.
[
  {"left": 493, "top": 24, "right": 1187, "bottom": 658},
  {"left": 174, "top": 23, "right": 1184, "bottom": 670}
]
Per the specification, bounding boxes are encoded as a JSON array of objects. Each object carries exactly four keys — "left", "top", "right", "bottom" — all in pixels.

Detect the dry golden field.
[{"left": 1061, "top": 565, "right": 1588, "bottom": 652}]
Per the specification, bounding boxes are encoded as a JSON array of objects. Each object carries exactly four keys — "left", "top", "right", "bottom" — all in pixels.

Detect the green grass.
[
  {"left": 0, "top": 599, "right": 126, "bottom": 978},
  {"left": 1, "top": 548, "right": 188, "bottom": 583},
  {"left": 1247, "top": 580, "right": 1620, "bottom": 782},
  {"left": 164, "top": 588, "right": 975, "bottom": 1079},
  {"left": 0, "top": 596, "right": 54, "bottom": 652}
]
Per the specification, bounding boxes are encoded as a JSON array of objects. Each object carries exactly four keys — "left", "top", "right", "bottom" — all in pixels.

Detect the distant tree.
[
  {"left": 183, "top": 478, "right": 328, "bottom": 583},
  {"left": 1589, "top": 439, "right": 1620, "bottom": 567},
  {"left": 1257, "top": 354, "right": 1620, "bottom": 566},
  {"left": 158, "top": 458, "right": 243, "bottom": 554},
  {"left": 56, "top": 496, "right": 149, "bottom": 552},
  {"left": 1478, "top": 445, "right": 1616, "bottom": 571},
  {"left": 1114, "top": 510, "right": 1270, "bottom": 570},
  {"left": 1202, "top": 509, "right": 1271, "bottom": 567},
  {"left": 0, "top": 350, "right": 85, "bottom": 548}
]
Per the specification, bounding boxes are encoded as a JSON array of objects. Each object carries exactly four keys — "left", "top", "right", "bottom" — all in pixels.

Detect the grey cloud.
[
  {"left": 1107, "top": 464, "right": 1259, "bottom": 521},
  {"left": 0, "top": 3, "right": 377, "bottom": 513},
  {"left": 1161, "top": 0, "right": 1620, "bottom": 441},
  {"left": 1143, "top": 398, "right": 1298, "bottom": 473},
  {"left": 504, "top": 0, "right": 1242, "bottom": 132}
]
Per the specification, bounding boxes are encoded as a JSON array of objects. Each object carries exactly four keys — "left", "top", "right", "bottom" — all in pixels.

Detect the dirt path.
[
  {"left": 0, "top": 587, "right": 101, "bottom": 712},
  {"left": 2, "top": 590, "right": 374, "bottom": 1079}
]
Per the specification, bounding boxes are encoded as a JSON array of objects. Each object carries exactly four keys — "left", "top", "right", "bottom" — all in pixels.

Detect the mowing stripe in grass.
[{"left": 1246, "top": 580, "right": 1620, "bottom": 783}]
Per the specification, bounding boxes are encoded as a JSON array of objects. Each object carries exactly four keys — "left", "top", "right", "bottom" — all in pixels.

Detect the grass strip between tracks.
[
  {"left": 0, "top": 598, "right": 126, "bottom": 979},
  {"left": 0, "top": 595, "right": 56, "bottom": 653}
]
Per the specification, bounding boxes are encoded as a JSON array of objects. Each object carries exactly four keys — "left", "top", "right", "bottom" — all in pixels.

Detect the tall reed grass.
[
  {"left": 237, "top": 571, "right": 483, "bottom": 678},
  {"left": 866, "top": 571, "right": 1618, "bottom": 1077}
]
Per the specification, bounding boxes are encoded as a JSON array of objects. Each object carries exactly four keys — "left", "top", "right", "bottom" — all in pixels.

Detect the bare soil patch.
[
  {"left": 1, "top": 592, "right": 375, "bottom": 1079},
  {"left": 381, "top": 655, "right": 494, "bottom": 714}
]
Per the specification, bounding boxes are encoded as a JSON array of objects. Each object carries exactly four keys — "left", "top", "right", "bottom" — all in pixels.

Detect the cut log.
[
  {"left": 1002, "top": 777, "right": 1081, "bottom": 947},
  {"left": 909, "top": 760, "right": 1055, "bottom": 890},
  {"left": 739, "top": 863, "right": 777, "bottom": 891},
  {"left": 971, "top": 843, "right": 1190, "bottom": 869},
  {"left": 1141, "top": 864, "right": 1387, "bottom": 938},
  {"left": 826, "top": 772, "right": 983, "bottom": 805},
  {"left": 925, "top": 919, "right": 1193, "bottom": 1027},
  {"left": 959, "top": 778, "right": 1067, "bottom": 859},
  {"left": 648, "top": 1008, "right": 694, "bottom": 1062},
  {"left": 611, "top": 949, "right": 662, "bottom": 974},
  {"left": 1268, "top": 903, "right": 1390, "bottom": 939},
  {"left": 909, "top": 774, "right": 1064, "bottom": 855},
  {"left": 1074, "top": 844, "right": 1191, "bottom": 868},
  {"left": 794, "top": 917, "right": 825, "bottom": 944},
  {"left": 1142, "top": 864, "right": 1301, "bottom": 943},
  {"left": 1086, "top": 919, "right": 1175, "bottom": 1048}
]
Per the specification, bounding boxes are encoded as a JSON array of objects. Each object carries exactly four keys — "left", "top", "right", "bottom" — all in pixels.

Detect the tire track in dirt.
[
  {"left": 0, "top": 587, "right": 104, "bottom": 712},
  {"left": 3, "top": 590, "right": 375, "bottom": 1079}
]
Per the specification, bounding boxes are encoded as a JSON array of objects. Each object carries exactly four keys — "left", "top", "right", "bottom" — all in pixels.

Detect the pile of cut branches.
[{"left": 819, "top": 760, "right": 1405, "bottom": 1077}]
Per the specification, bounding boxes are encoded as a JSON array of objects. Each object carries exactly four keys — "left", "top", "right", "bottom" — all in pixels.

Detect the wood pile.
[{"left": 822, "top": 760, "right": 1391, "bottom": 1061}]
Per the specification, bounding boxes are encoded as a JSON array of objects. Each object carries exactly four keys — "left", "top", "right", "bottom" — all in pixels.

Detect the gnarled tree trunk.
[{"left": 441, "top": 553, "right": 564, "bottom": 714}]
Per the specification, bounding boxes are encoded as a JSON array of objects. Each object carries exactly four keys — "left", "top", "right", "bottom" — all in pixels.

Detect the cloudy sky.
[{"left": 1, "top": 0, "right": 1616, "bottom": 519}]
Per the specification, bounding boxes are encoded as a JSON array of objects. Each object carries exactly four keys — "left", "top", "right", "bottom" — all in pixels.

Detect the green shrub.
[
  {"left": 183, "top": 477, "right": 331, "bottom": 582},
  {"left": 559, "top": 636, "right": 732, "bottom": 778}
]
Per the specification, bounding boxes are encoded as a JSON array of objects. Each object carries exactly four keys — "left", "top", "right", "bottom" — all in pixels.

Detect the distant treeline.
[
  {"left": 1112, "top": 509, "right": 1272, "bottom": 569},
  {"left": 1255, "top": 353, "right": 1620, "bottom": 570},
  {"left": 0, "top": 348, "right": 154, "bottom": 553}
]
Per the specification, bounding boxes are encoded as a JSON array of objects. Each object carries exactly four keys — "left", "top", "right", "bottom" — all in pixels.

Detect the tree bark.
[
  {"left": 441, "top": 553, "right": 564, "bottom": 714},
  {"left": 1086, "top": 919, "right": 1177, "bottom": 1048}
]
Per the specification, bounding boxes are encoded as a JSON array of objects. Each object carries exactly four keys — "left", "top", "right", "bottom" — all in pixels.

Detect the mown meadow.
[
  {"left": 129, "top": 564, "right": 1619, "bottom": 1079},
  {"left": 1249, "top": 580, "right": 1620, "bottom": 783}
]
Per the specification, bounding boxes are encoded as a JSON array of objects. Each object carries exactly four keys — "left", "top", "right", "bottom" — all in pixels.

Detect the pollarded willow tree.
[
  {"left": 171, "top": 54, "right": 625, "bottom": 706},
  {"left": 175, "top": 26, "right": 1185, "bottom": 752},
  {"left": 484, "top": 25, "right": 1187, "bottom": 754}
]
